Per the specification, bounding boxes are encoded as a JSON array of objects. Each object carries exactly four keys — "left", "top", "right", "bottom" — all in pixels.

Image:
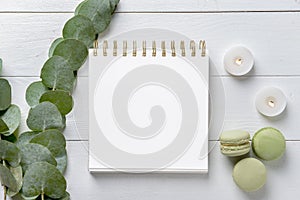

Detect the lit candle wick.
[
  {"left": 268, "top": 100, "right": 275, "bottom": 108},
  {"left": 235, "top": 58, "right": 243, "bottom": 66},
  {"left": 256, "top": 87, "right": 286, "bottom": 117}
]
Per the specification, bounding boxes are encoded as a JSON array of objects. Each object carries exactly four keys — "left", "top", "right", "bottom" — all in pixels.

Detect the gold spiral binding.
[
  {"left": 123, "top": 41, "right": 127, "bottom": 57},
  {"left": 93, "top": 40, "right": 98, "bottom": 56},
  {"left": 152, "top": 41, "right": 156, "bottom": 57},
  {"left": 103, "top": 40, "right": 108, "bottom": 56},
  {"left": 113, "top": 40, "right": 117, "bottom": 56},
  {"left": 171, "top": 41, "right": 176, "bottom": 57},
  {"left": 142, "top": 41, "right": 147, "bottom": 57},
  {"left": 200, "top": 40, "right": 206, "bottom": 57},
  {"left": 98, "top": 40, "right": 206, "bottom": 57},
  {"left": 190, "top": 40, "right": 196, "bottom": 57},
  {"left": 132, "top": 41, "right": 137, "bottom": 57},
  {"left": 180, "top": 41, "right": 186, "bottom": 57},
  {"left": 161, "top": 41, "right": 166, "bottom": 57}
]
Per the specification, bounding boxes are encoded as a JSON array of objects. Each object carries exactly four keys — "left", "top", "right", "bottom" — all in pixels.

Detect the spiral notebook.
[{"left": 89, "top": 40, "right": 209, "bottom": 173}]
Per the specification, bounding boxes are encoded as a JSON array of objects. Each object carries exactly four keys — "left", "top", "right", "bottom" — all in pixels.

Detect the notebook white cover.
[{"left": 89, "top": 47, "right": 209, "bottom": 173}]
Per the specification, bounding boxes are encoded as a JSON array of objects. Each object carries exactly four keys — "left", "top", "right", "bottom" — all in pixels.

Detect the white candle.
[
  {"left": 255, "top": 87, "right": 287, "bottom": 117},
  {"left": 223, "top": 46, "right": 254, "bottom": 76}
]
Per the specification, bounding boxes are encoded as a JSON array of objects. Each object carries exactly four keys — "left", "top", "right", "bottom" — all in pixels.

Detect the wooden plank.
[
  {"left": 0, "top": 13, "right": 71, "bottom": 77},
  {"left": 4, "top": 76, "right": 300, "bottom": 141},
  {"left": 215, "top": 76, "right": 300, "bottom": 140},
  {"left": 2, "top": 141, "right": 298, "bottom": 199},
  {"left": 1, "top": 13, "right": 300, "bottom": 77},
  {"left": 0, "top": 0, "right": 81, "bottom": 12},
  {"left": 76, "top": 76, "right": 300, "bottom": 140},
  {"left": 66, "top": 141, "right": 300, "bottom": 199},
  {"left": 1, "top": 2, "right": 299, "bottom": 200},
  {"left": 1, "top": 0, "right": 300, "bottom": 12}
]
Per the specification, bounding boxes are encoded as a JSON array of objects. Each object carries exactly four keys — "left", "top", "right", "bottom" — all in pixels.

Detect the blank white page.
[{"left": 89, "top": 46, "right": 209, "bottom": 173}]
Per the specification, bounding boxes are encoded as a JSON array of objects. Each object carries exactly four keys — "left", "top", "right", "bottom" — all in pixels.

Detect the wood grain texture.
[
  {"left": 1, "top": 0, "right": 300, "bottom": 12},
  {"left": 1, "top": 13, "right": 300, "bottom": 77},
  {"left": 66, "top": 141, "right": 300, "bottom": 199},
  {"left": 63, "top": 141, "right": 300, "bottom": 199},
  {"left": 1, "top": 0, "right": 300, "bottom": 199},
  {"left": 2, "top": 141, "right": 299, "bottom": 199},
  {"left": 4, "top": 76, "right": 300, "bottom": 141}
]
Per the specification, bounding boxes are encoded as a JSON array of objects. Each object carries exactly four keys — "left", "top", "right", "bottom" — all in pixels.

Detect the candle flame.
[
  {"left": 266, "top": 96, "right": 276, "bottom": 108},
  {"left": 235, "top": 58, "right": 243, "bottom": 66},
  {"left": 268, "top": 100, "right": 275, "bottom": 108}
]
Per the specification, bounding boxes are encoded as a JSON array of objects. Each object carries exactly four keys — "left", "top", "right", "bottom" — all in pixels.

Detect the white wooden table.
[{"left": 1, "top": 0, "right": 300, "bottom": 199}]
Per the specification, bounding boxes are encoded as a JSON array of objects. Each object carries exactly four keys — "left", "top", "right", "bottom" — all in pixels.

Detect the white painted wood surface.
[
  {"left": 2, "top": 13, "right": 300, "bottom": 77},
  {"left": 1, "top": 0, "right": 300, "bottom": 199},
  {"left": 1, "top": 0, "right": 300, "bottom": 12},
  {"left": 5, "top": 76, "right": 300, "bottom": 141}
]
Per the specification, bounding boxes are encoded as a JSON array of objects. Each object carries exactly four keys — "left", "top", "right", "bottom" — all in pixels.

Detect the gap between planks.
[
  {"left": 3, "top": 75, "right": 300, "bottom": 78},
  {"left": 65, "top": 140, "right": 300, "bottom": 142},
  {"left": 1, "top": 10, "right": 300, "bottom": 14}
]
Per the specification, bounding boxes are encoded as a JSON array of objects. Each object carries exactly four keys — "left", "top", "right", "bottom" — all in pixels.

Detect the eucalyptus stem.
[
  {"left": 41, "top": 193, "right": 45, "bottom": 200},
  {"left": 1, "top": 160, "right": 6, "bottom": 200},
  {"left": 3, "top": 186, "right": 7, "bottom": 200}
]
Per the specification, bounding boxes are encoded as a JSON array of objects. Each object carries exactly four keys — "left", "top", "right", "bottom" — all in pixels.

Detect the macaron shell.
[
  {"left": 220, "top": 130, "right": 250, "bottom": 145},
  {"left": 221, "top": 143, "right": 250, "bottom": 157},
  {"left": 233, "top": 158, "right": 267, "bottom": 192},
  {"left": 252, "top": 127, "right": 286, "bottom": 161}
]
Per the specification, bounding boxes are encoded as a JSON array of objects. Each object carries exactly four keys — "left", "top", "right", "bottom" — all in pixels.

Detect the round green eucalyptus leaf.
[
  {"left": 43, "top": 192, "right": 70, "bottom": 200},
  {"left": 61, "top": 192, "right": 70, "bottom": 200},
  {"left": 63, "top": 15, "right": 96, "bottom": 48},
  {"left": 55, "top": 149, "right": 67, "bottom": 174},
  {"left": 0, "top": 118, "right": 9, "bottom": 132},
  {"left": 22, "top": 162, "right": 66, "bottom": 199},
  {"left": 77, "top": 0, "right": 112, "bottom": 34},
  {"left": 0, "top": 78, "right": 11, "bottom": 111},
  {"left": 40, "top": 90, "right": 73, "bottom": 115},
  {"left": 7, "top": 166, "right": 23, "bottom": 197},
  {"left": 17, "top": 131, "right": 40, "bottom": 148},
  {"left": 75, "top": 0, "right": 88, "bottom": 15},
  {"left": 30, "top": 129, "right": 67, "bottom": 174},
  {"left": 109, "top": 0, "right": 120, "bottom": 13},
  {"left": 0, "top": 164, "right": 18, "bottom": 192},
  {"left": 26, "top": 81, "right": 49, "bottom": 107},
  {"left": 61, "top": 114, "right": 66, "bottom": 130},
  {"left": 41, "top": 56, "right": 75, "bottom": 92},
  {"left": 48, "top": 38, "right": 64, "bottom": 57},
  {"left": 53, "top": 39, "right": 88, "bottom": 71},
  {"left": 30, "top": 129, "right": 66, "bottom": 157},
  {"left": 20, "top": 143, "right": 57, "bottom": 172},
  {"left": 27, "top": 102, "right": 64, "bottom": 131},
  {"left": 11, "top": 193, "right": 39, "bottom": 200},
  {"left": 0, "top": 104, "right": 21, "bottom": 136},
  {"left": 0, "top": 140, "right": 21, "bottom": 167}
]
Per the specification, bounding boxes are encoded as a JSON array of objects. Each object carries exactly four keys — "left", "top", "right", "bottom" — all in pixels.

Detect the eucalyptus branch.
[{"left": 0, "top": 1, "right": 119, "bottom": 199}]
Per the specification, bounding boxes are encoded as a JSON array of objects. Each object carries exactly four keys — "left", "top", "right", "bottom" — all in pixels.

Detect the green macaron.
[
  {"left": 233, "top": 158, "right": 267, "bottom": 192},
  {"left": 219, "top": 130, "right": 251, "bottom": 157},
  {"left": 252, "top": 127, "right": 286, "bottom": 161}
]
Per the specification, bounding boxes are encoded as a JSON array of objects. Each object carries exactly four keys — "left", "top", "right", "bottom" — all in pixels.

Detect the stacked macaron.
[
  {"left": 219, "top": 127, "right": 286, "bottom": 192},
  {"left": 220, "top": 130, "right": 251, "bottom": 157}
]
